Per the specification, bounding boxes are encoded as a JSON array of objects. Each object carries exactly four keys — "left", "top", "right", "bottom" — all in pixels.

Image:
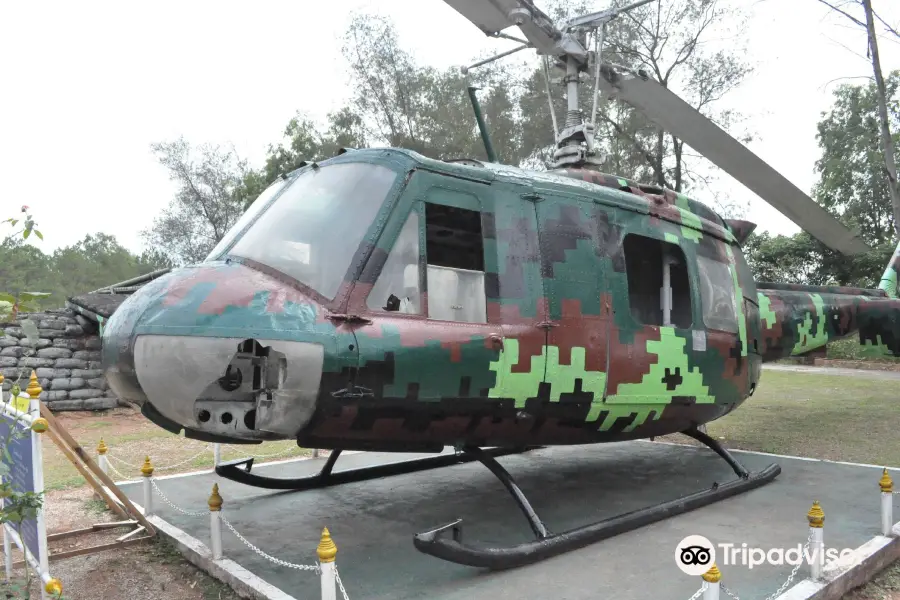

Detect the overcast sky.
[{"left": 1, "top": 0, "right": 899, "bottom": 255}]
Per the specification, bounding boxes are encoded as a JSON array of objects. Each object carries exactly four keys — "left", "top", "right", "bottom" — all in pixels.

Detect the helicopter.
[{"left": 100, "top": 0, "right": 900, "bottom": 570}]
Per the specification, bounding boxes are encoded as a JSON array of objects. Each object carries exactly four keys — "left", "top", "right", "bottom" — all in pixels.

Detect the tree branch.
[
  {"left": 596, "top": 112, "right": 661, "bottom": 177},
  {"left": 872, "top": 8, "right": 900, "bottom": 39},
  {"left": 815, "top": 0, "right": 866, "bottom": 28}
]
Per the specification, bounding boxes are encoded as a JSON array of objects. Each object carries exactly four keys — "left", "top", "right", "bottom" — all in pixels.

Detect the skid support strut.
[
  {"left": 413, "top": 429, "right": 780, "bottom": 570},
  {"left": 214, "top": 446, "right": 537, "bottom": 491}
]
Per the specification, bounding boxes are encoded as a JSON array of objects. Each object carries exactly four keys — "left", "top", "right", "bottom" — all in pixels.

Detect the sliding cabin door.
[{"left": 530, "top": 189, "right": 613, "bottom": 429}]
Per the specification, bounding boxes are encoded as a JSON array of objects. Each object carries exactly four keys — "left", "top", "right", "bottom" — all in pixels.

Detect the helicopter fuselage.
[{"left": 101, "top": 148, "right": 898, "bottom": 451}]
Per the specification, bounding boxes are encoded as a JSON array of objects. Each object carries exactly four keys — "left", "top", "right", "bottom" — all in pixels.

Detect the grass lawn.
[{"left": 661, "top": 369, "right": 900, "bottom": 467}]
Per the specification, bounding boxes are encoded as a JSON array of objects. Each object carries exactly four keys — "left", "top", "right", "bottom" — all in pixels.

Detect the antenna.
[{"left": 449, "top": 0, "right": 654, "bottom": 169}]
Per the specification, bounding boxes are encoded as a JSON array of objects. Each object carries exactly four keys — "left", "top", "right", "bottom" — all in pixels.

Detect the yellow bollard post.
[
  {"left": 141, "top": 457, "right": 154, "bottom": 517},
  {"left": 317, "top": 527, "right": 338, "bottom": 600},
  {"left": 26, "top": 370, "right": 42, "bottom": 400},
  {"left": 209, "top": 483, "right": 224, "bottom": 560},
  {"left": 881, "top": 468, "right": 894, "bottom": 536},
  {"left": 702, "top": 564, "right": 720, "bottom": 600},
  {"left": 45, "top": 577, "right": 62, "bottom": 597},
  {"left": 808, "top": 501, "right": 825, "bottom": 579}
]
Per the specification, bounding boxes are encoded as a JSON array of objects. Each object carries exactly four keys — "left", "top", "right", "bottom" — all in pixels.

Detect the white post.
[
  {"left": 209, "top": 484, "right": 223, "bottom": 560},
  {"left": 95, "top": 439, "right": 109, "bottom": 501},
  {"left": 313, "top": 448, "right": 320, "bottom": 459},
  {"left": 213, "top": 443, "right": 221, "bottom": 467},
  {"left": 25, "top": 377, "right": 51, "bottom": 600},
  {"left": 808, "top": 501, "right": 825, "bottom": 579},
  {"left": 141, "top": 457, "right": 154, "bottom": 517},
  {"left": 317, "top": 528, "right": 337, "bottom": 600},
  {"left": 881, "top": 469, "right": 893, "bottom": 536},
  {"left": 97, "top": 439, "right": 109, "bottom": 477},
  {"left": 702, "top": 564, "right": 720, "bottom": 600},
  {"left": 2, "top": 525, "right": 10, "bottom": 580},
  {"left": 1, "top": 491, "right": 10, "bottom": 581}
]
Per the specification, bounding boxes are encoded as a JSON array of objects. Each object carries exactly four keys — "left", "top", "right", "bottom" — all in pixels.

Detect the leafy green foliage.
[
  {"left": 141, "top": 138, "right": 253, "bottom": 265},
  {"left": 744, "top": 72, "right": 900, "bottom": 288},
  {"left": 143, "top": 1, "right": 755, "bottom": 263},
  {"left": 814, "top": 71, "right": 900, "bottom": 245},
  {"left": 0, "top": 232, "right": 171, "bottom": 312},
  {"left": 0, "top": 213, "right": 64, "bottom": 599}
]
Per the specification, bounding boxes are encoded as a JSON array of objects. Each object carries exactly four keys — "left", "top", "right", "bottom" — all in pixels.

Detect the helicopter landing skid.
[
  {"left": 214, "top": 446, "right": 538, "bottom": 491},
  {"left": 413, "top": 432, "right": 781, "bottom": 570}
]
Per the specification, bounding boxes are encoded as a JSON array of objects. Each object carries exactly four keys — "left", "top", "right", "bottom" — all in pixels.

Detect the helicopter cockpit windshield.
[{"left": 220, "top": 162, "right": 398, "bottom": 300}]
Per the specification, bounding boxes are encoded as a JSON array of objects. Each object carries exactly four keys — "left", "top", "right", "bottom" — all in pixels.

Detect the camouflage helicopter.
[{"left": 101, "top": 0, "right": 900, "bottom": 570}]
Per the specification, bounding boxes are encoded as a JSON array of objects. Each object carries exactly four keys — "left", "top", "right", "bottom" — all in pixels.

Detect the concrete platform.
[{"left": 117, "top": 442, "right": 890, "bottom": 600}]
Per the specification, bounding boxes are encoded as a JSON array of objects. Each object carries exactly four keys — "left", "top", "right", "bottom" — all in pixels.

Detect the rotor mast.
[
  {"left": 553, "top": 0, "right": 655, "bottom": 168},
  {"left": 459, "top": 0, "right": 654, "bottom": 169}
]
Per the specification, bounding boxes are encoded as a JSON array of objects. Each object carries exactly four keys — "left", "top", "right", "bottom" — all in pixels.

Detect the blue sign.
[{"left": 0, "top": 408, "right": 40, "bottom": 565}]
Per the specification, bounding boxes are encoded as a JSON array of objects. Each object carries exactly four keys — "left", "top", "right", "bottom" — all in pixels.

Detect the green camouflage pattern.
[
  {"left": 100, "top": 148, "right": 900, "bottom": 451},
  {"left": 878, "top": 240, "right": 900, "bottom": 298}
]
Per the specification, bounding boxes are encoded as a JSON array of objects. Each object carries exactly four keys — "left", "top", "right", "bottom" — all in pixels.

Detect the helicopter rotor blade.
[
  {"left": 442, "top": 0, "right": 562, "bottom": 55},
  {"left": 596, "top": 66, "right": 870, "bottom": 256}
]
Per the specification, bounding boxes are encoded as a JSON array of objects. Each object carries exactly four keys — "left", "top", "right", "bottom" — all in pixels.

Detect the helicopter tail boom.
[
  {"left": 878, "top": 239, "right": 900, "bottom": 298},
  {"left": 757, "top": 284, "right": 900, "bottom": 363}
]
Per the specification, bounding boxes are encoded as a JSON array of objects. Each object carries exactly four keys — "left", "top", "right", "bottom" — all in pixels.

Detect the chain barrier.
[
  {"left": 334, "top": 564, "right": 350, "bottom": 600},
  {"left": 224, "top": 444, "right": 300, "bottom": 460},
  {"left": 762, "top": 532, "right": 813, "bottom": 600},
  {"left": 219, "top": 513, "right": 320, "bottom": 572},
  {"left": 105, "top": 459, "right": 132, "bottom": 482},
  {"left": 150, "top": 479, "right": 209, "bottom": 517},
  {"left": 104, "top": 442, "right": 300, "bottom": 473},
  {"left": 149, "top": 473, "right": 348, "bottom": 597},
  {"left": 687, "top": 583, "right": 707, "bottom": 600},
  {"left": 694, "top": 532, "right": 812, "bottom": 600},
  {"left": 108, "top": 445, "right": 211, "bottom": 470}
]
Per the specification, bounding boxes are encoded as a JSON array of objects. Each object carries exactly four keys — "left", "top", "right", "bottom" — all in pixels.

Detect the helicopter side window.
[
  {"left": 424, "top": 202, "right": 486, "bottom": 323},
  {"left": 623, "top": 234, "right": 692, "bottom": 328},
  {"left": 697, "top": 255, "right": 739, "bottom": 333},
  {"left": 368, "top": 211, "right": 422, "bottom": 314}
]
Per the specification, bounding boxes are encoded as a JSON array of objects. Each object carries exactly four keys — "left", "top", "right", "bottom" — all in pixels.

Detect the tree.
[
  {"left": 339, "top": 12, "right": 523, "bottom": 162},
  {"left": 50, "top": 234, "right": 173, "bottom": 302},
  {"left": 142, "top": 138, "right": 252, "bottom": 265},
  {"left": 744, "top": 73, "right": 900, "bottom": 287},
  {"left": 814, "top": 71, "right": 900, "bottom": 245},
  {"left": 206, "top": 1, "right": 757, "bottom": 234},
  {"left": 516, "top": 0, "right": 753, "bottom": 214},
  {"left": 335, "top": 2, "right": 753, "bottom": 217},
  {"left": 814, "top": 0, "right": 900, "bottom": 239}
]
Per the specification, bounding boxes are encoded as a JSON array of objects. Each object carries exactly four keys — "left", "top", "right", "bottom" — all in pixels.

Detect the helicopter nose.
[{"left": 101, "top": 261, "right": 334, "bottom": 442}]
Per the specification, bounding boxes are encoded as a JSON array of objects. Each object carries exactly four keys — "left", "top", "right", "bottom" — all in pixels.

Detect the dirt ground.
[
  {"left": 4, "top": 367, "right": 900, "bottom": 599},
  {"left": 1, "top": 406, "right": 307, "bottom": 599},
  {"left": 2, "top": 486, "right": 242, "bottom": 600}
]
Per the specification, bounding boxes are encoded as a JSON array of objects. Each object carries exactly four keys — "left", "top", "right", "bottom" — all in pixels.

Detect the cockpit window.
[
  {"left": 697, "top": 255, "right": 739, "bottom": 332},
  {"left": 205, "top": 178, "right": 288, "bottom": 262},
  {"left": 227, "top": 162, "right": 398, "bottom": 300}
]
